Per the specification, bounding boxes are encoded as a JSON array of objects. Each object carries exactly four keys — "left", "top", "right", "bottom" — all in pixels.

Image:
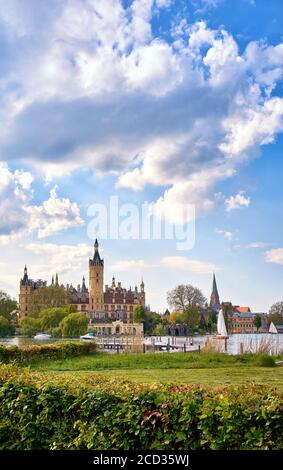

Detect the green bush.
[
  {"left": 255, "top": 354, "right": 276, "bottom": 367},
  {"left": 0, "top": 316, "right": 15, "bottom": 337},
  {"left": 0, "top": 341, "right": 97, "bottom": 364},
  {"left": 0, "top": 367, "right": 282, "bottom": 450}
]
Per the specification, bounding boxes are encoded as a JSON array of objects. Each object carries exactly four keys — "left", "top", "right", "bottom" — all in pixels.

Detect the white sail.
[
  {"left": 217, "top": 309, "right": 228, "bottom": 337},
  {"left": 269, "top": 322, "right": 278, "bottom": 334}
]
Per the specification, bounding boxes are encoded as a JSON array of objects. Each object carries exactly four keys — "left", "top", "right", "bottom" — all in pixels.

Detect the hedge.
[
  {"left": 0, "top": 365, "right": 282, "bottom": 450},
  {"left": 0, "top": 341, "right": 97, "bottom": 363}
]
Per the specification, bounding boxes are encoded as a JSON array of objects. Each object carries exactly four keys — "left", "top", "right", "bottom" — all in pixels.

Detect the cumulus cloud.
[
  {"left": 23, "top": 242, "right": 92, "bottom": 279},
  {"left": 26, "top": 186, "right": 84, "bottom": 238},
  {"left": 265, "top": 248, "right": 283, "bottom": 266},
  {"left": 0, "top": 2, "right": 283, "bottom": 223},
  {"left": 225, "top": 191, "right": 250, "bottom": 212},
  {"left": 0, "top": 162, "right": 84, "bottom": 243}
]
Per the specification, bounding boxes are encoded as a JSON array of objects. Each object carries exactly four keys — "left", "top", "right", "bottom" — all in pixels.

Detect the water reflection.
[{"left": 0, "top": 334, "right": 282, "bottom": 355}]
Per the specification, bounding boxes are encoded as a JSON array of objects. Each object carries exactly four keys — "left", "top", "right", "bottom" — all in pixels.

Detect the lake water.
[{"left": 1, "top": 333, "right": 282, "bottom": 355}]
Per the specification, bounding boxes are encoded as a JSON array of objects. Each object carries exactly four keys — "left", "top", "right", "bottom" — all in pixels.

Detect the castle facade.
[{"left": 19, "top": 239, "right": 145, "bottom": 322}]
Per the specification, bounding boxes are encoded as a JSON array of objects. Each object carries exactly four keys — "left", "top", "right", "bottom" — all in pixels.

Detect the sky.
[{"left": 0, "top": 0, "right": 283, "bottom": 313}]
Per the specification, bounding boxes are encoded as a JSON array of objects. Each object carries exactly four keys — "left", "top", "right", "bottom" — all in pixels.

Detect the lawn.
[{"left": 28, "top": 351, "right": 283, "bottom": 392}]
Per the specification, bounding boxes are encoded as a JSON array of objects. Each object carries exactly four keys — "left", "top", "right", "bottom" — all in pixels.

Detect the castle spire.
[
  {"left": 82, "top": 275, "right": 87, "bottom": 293},
  {"left": 94, "top": 238, "right": 99, "bottom": 251},
  {"left": 22, "top": 265, "right": 28, "bottom": 284},
  {"left": 51, "top": 275, "right": 54, "bottom": 286},
  {"left": 55, "top": 273, "right": 59, "bottom": 286},
  {"left": 210, "top": 273, "right": 220, "bottom": 309}
]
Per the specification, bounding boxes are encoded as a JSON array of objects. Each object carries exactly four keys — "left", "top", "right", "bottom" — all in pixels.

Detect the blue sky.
[{"left": 0, "top": 0, "right": 283, "bottom": 312}]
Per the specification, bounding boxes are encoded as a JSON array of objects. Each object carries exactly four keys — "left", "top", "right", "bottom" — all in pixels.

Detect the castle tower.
[
  {"left": 89, "top": 239, "right": 104, "bottom": 311},
  {"left": 19, "top": 265, "right": 33, "bottom": 318},
  {"left": 210, "top": 273, "right": 220, "bottom": 310},
  {"left": 140, "top": 278, "right": 145, "bottom": 308}
]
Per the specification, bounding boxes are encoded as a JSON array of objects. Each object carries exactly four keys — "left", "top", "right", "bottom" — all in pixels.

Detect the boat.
[
  {"left": 214, "top": 309, "right": 229, "bottom": 339},
  {"left": 80, "top": 332, "right": 96, "bottom": 340},
  {"left": 34, "top": 333, "right": 51, "bottom": 340}
]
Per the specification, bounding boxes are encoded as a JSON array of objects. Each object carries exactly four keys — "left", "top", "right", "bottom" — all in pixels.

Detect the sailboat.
[{"left": 214, "top": 309, "right": 229, "bottom": 339}]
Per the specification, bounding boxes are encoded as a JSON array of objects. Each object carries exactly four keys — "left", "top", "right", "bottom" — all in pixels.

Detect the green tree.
[
  {"left": 133, "top": 306, "right": 145, "bottom": 323},
  {"left": 184, "top": 305, "right": 200, "bottom": 332},
  {"left": 221, "top": 302, "right": 233, "bottom": 334},
  {"left": 39, "top": 307, "right": 70, "bottom": 332},
  {"left": 170, "top": 311, "right": 185, "bottom": 324},
  {"left": 0, "top": 291, "right": 18, "bottom": 320},
  {"left": 19, "top": 317, "right": 41, "bottom": 337},
  {"left": 28, "top": 286, "right": 68, "bottom": 317},
  {"left": 253, "top": 314, "right": 262, "bottom": 332},
  {"left": 59, "top": 313, "right": 88, "bottom": 338},
  {"left": 0, "top": 315, "right": 15, "bottom": 337}
]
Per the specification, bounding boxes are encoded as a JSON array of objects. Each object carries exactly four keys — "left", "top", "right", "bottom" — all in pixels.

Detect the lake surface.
[{"left": 1, "top": 333, "right": 282, "bottom": 355}]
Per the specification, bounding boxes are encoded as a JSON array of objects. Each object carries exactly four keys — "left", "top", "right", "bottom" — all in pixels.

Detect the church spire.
[{"left": 210, "top": 273, "right": 220, "bottom": 309}]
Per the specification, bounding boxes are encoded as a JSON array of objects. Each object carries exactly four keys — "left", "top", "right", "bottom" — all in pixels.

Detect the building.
[
  {"left": 209, "top": 273, "right": 221, "bottom": 311},
  {"left": 229, "top": 309, "right": 268, "bottom": 333},
  {"left": 19, "top": 239, "right": 145, "bottom": 322}
]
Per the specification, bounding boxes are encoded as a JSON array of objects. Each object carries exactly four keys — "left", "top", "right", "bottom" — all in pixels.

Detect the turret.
[{"left": 89, "top": 239, "right": 104, "bottom": 311}]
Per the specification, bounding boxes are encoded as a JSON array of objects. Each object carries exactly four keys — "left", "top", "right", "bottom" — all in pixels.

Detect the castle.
[{"left": 19, "top": 239, "right": 145, "bottom": 322}]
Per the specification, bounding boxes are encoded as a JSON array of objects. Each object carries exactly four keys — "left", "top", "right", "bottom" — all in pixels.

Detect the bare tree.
[
  {"left": 167, "top": 284, "right": 206, "bottom": 312},
  {"left": 269, "top": 301, "right": 283, "bottom": 324}
]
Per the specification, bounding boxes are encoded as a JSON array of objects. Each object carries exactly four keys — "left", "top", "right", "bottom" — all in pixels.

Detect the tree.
[
  {"left": 28, "top": 286, "right": 68, "bottom": 317},
  {"left": 133, "top": 306, "right": 145, "bottom": 323},
  {"left": 59, "top": 313, "right": 88, "bottom": 338},
  {"left": 170, "top": 311, "right": 185, "bottom": 325},
  {"left": 269, "top": 301, "right": 283, "bottom": 325},
  {"left": 184, "top": 305, "right": 200, "bottom": 332},
  {"left": 19, "top": 317, "right": 41, "bottom": 337},
  {"left": 167, "top": 285, "right": 206, "bottom": 312},
  {"left": 253, "top": 314, "right": 262, "bottom": 332},
  {"left": 143, "top": 310, "right": 163, "bottom": 334},
  {"left": 0, "top": 316, "right": 15, "bottom": 337},
  {"left": 0, "top": 291, "right": 18, "bottom": 320},
  {"left": 39, "top": 307, "right": 70, "bottom": 332},
  {"left": 221, "top": 302, "right": 233, "bottom": 334}
]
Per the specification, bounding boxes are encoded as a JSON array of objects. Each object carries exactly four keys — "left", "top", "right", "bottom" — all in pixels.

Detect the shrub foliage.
[
  {"left": 0, "top": 341, "right": 97, "bottom": 363},
  {"left": 0, "top": 365, "right": 282, "bottom": 450}
]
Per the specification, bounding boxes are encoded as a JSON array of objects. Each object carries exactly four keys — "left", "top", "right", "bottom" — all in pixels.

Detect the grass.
[
  {"left": 28, "top": 351, "right": 278, "bottom": 371},
  {"left": 26, "top": 351, "right": 283, "bottom": 392}
]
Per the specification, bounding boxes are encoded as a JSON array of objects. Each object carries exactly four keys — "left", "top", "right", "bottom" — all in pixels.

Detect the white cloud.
[
  {"left": 26, "top": 186, "right": 84, "bottom": 238},
  {"left": 24, "top": 242, "right": 92, "bottom": 278},
  {"left": 225, "top": 191, "right": 250, "bottom": 212},
  {"left": 109, "top": 259, "right": 155, "bottom": 271},
  {"left": 265, "top": 248, "right": 283, "bottom": 265},
  {"left": 109, "top": 255, "right": 217, "bottom": 274},
  {"left": 0, "top": 162, "right": 84, "bottom": 242},
  {"left": 246, "top": 241, "right": 267, "bottom": 249},
  {"left": 0, "top": 3, "right": 283, "bottom": 225},
  {"left": 161, "top": 256, "right": 217, "bottom": 273},
  {"left": 216, "top": 229, "right": 235, "bottom": 241}
]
